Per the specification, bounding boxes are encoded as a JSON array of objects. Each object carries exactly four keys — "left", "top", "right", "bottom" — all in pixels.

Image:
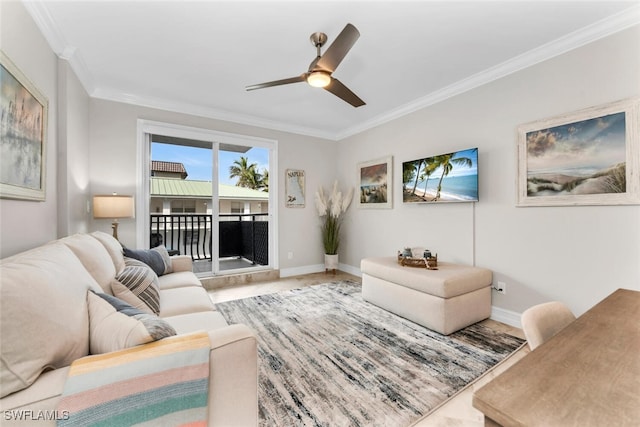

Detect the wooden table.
[{"left": 472, "top": 288, "right": 640, "bottom": 427}]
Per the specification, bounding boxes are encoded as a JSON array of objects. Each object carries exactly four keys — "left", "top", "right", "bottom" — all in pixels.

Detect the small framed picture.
[
  {"left": 285, "top": 169, "right": 305, "bottom": 208},
  {"left": 357, "top": 156, "right": 393, "bottom": 209}
]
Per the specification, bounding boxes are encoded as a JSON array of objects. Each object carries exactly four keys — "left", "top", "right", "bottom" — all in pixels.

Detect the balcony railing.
[{"left": 150, "top": 213, "right": 269, "bottom": 268}]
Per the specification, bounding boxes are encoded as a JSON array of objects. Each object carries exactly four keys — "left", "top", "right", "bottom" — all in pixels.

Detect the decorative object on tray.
[
  {"left": 397, "top": 251, "right": 438, "bottom": 269},
  {"left": 315, "top": 180, "right": 354, "bottom": 273},
  {"left": 426, "top": 255, "right": 438, "bottom": 269}
]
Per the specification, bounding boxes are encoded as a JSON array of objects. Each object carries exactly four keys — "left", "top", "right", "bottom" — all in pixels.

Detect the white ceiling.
[{"left": 25, "top": 1, "right": 640, "bottom": 140}]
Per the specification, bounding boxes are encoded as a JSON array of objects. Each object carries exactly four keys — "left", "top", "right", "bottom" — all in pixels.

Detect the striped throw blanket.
[{"left": 57, "top": 332, "right": 210, "bottom": 427}]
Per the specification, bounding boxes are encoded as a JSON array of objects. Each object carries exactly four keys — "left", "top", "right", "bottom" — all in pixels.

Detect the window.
[
  {"left": 171, "top": 200, "right": 196, "bottom": 213},
  {"left": 230, "top": 202, "right": 243, "bottom": 214}
]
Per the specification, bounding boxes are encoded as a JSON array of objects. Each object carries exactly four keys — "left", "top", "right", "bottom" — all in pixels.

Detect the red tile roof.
[{"left": 151, "top": 161, "right": 188, "bottom": 179}]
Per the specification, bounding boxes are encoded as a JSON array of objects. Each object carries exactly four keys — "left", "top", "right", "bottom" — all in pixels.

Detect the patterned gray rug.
[{"left": 216, "top": 281, "right": 524, "bottom": 427}]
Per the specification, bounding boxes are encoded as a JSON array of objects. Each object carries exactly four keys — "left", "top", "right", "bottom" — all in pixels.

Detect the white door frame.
[{"left": 136, "top": 119, "right": 279, "bottom": 273}]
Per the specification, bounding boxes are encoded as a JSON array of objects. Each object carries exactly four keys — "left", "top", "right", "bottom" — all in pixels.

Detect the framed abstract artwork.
[
  {"left": 517, "top": 98, "right": 639, "bottom": 207},
  {"left": 357, "top": 156, "right": 392, "bottom": 209},
  {"left": 1, "top": 51, "right": 48, "bottom": 201}
]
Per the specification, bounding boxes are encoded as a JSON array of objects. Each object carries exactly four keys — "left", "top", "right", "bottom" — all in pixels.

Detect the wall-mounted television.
[{"left": 402, "top": 147, "right": 478, "bottom": 203}]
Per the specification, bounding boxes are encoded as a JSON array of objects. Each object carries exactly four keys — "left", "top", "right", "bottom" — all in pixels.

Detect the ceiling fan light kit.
[
  {"left": 307, "top": 71, "right": 331, "bottom": 88},
  {"left": 246, "top": 23, "right": 365, "bottom": 107}
]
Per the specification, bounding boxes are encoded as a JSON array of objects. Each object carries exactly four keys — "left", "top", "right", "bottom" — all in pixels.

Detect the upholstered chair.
[{"left": 521, "top": 301, "right": 576, "bottom": 350}]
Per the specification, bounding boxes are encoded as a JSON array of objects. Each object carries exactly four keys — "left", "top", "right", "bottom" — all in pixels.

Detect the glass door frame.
[{"left": 136, "top": 119, "right": 279, "bottom": 275}]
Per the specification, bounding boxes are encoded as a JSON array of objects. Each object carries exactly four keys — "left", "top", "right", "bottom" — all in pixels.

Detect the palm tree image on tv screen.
[{"left": 402, "top": 148, "right": 478, "bottom": 203}]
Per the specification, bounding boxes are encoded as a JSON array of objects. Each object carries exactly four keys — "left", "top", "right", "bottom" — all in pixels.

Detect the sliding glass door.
[{"left": 137, "top": 120, "right": 277, "bottom": 277}]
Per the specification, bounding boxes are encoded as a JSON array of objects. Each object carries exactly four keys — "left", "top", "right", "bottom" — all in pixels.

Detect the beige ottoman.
[{"left": 361, "top": 256, "right": 492, "bottom": 335}]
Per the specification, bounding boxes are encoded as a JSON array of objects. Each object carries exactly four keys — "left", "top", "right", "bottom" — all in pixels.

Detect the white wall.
[
  {"left": 57, "top": 59, "right": 91, "bottom": 237},
  {"left": 0, "top": 1, "right": 59, "bottom": 257},
  {"left": 88, "top": 99, "right": 338, "bottom": 271},
  {"left": 338, "top": 26, "right": 640, "bottom": 317}
]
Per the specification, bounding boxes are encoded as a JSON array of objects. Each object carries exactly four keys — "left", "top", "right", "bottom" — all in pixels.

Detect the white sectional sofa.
[{"left": 0, "top": 232, "right": 257, "bottom": 426}]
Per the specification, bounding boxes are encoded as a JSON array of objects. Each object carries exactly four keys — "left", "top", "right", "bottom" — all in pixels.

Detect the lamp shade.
[{"left": 93, "top": 195, "right": 135, "bottom": 219}]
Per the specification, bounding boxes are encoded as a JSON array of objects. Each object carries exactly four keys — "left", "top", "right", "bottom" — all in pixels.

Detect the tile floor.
[{"left": 208, "top": 271, "right": 528, "bottom": 427}]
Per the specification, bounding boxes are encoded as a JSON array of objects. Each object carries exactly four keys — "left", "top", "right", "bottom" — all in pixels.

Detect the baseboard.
[
  {"left": 490, "top": 306, "right": 522, "bottom": 329},
  {"left": 281, "top": 262, "right": 363, "bottom": 278},
  {"left": 338, "top": 263, "right": 362, "bottom": 277},
  {"left": 280, "top": 264, "right": 325, "bottom": 278},
  {"left": 200, "top": 269, "right": 280, "bottom": 291}
]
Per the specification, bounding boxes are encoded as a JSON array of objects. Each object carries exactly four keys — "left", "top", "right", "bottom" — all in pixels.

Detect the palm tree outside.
[
  {"left": 259, "top": 170, "right": 269, "bottom": 192},
  {"left": 229, "top": 156, "right": 269, "bottom": 191}
]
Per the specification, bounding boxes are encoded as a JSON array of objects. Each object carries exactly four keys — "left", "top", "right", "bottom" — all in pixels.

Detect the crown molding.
[
  {"left": 92, "top": 87, "right": 338, "bottom": 140},
  {"left": 336, "top": 5, "right": 640, "bottom": 140},
  {"left": 24, "top": 1, "right": 640, "bottom": 142},
  {"left": 23, "top": 1, "right": 96, "bottom": 93},
  {"left": 22, "top": 1, "right": 66, "bottom": 55}
]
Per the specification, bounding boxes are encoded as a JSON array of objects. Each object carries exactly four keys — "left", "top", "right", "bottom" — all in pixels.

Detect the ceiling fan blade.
[
  {"left": 246, "top": 74, "right": 306, "bottom": 91},
  {"left": 324, "top": 77, "right": 365, "bottom": 107},
  {"left": 316, "top": 23, "right": 360, "bottom": 73}
]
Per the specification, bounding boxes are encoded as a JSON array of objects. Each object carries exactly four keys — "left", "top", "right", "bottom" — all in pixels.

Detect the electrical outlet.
[
  {"left": 496, "top": 281, "right": 506, "bottom": 295},
  {"left": 287, "top": 251, "right": 294, "bottom": 260}
]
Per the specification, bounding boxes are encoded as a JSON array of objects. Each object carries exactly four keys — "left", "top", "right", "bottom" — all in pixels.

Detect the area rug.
[{"left": 216, "top": 281, "right": 524, "bottom": 427}]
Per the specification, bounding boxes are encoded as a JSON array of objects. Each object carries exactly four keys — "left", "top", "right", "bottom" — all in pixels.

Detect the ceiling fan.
[{"left": 245, "top": 23, "right": 365, "bottom": 108}]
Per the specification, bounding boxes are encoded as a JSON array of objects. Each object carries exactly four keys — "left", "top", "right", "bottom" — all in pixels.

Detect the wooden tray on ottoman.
[{"left": 397, "top": 254, "right": 438, "bottom": 270}]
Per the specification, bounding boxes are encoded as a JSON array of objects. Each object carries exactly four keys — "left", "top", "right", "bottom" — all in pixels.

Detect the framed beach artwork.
[
  {"left": 358, "top": 156, "right": 392, "bottom": 209},
  {"left": 285, "top": 169, "right": 305, "bottom": 208},
  {"left": 0, "top": 51, "right": 48, "bottom": 201},
  {"left": 517, "top": 98, "right": 640, "bottom": 207},
  {"left": 402, "top": 148, "right": 479, "bottom": 203}
]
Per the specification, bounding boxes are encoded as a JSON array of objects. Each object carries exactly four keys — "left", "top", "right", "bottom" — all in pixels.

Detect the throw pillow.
[
  {"left": 99, "top": 292, "right": 176, "bottom": 340},
  {"left": 0, "top": 243, "right": 96, "bottom": 398},
  {"left": 123, "top": 245, "right": 173, "bottom": 276},
  {"left": 87, "top": 291, "right": 176, "bottom": 354},
  {"left": 111, "top": 257, "right": 160, "bottom": 314}
]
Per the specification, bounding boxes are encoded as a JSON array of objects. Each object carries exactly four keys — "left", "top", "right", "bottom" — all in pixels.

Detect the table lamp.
[{"left": 93, "top": 194, "right": 135, "bottom": 240}]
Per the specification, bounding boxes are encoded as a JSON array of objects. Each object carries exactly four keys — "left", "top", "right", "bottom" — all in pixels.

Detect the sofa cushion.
[
  {"left": 158, "top": 270, "right": 203, "bottom": 290},
  {"left": 91, "top": 231, "right": 125, "bottom": 274},
  {"left": 159, "top": 286, "right": 216, "bottom": 318},
  {"left": 0, "top": 243, "right": 96, "bottom": 398},
  {"left": 170, "top": 255, "right": 193, "bottom": 273},
  {"left": 60, "top": 233, "right": 118, "bottom": 294},
  {"left": 163, "top": 311, "right": 229, "bottom": 335},
  {"left": 88, "top": 292, "right": 176, "bottom": 354},
  {"left": 0, "top": 366, "right": 69, "bottom": 413},
  {"left": 123, "top": 245, "right": 172, "bottom": 276},
  {"left": 111, "top": 258, "right": 161, "bottom": 314}
]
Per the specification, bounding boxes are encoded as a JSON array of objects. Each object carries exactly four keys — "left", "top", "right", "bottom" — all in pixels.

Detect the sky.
[
  {"left": 151, "top": 142, "right": 269, "bottom": 186},
  {"left": 406, "top": 147, "right": 478, "bottom": 180},
  {"left": 526, "top": 112, "right": 626, "bottom": 174}
]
